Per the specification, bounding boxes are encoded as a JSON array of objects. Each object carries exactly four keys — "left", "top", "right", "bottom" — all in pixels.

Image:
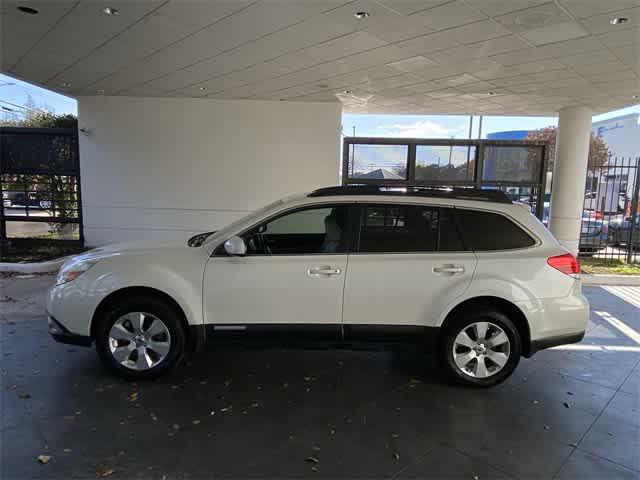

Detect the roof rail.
[{"left": 308, "top": 185, "right": 512, "bottom": 204}]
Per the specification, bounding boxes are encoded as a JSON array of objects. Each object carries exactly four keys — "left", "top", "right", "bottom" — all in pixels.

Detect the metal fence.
[
  {"left": 578, "top": 156, "right": 640, "bottom": 264},
  {"left": 0, "top": 127, "right": 83, "bottom": 257},
  {"left": 342, "top": 137, "right": 550, "bottom": 220}
]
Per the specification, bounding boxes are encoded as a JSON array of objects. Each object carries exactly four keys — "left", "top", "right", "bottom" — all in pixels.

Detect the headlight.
[{"left": 56, "top": 258, "right": 100, "bottom": 286}]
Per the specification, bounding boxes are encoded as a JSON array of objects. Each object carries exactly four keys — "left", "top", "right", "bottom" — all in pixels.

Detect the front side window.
[
  {"left": 456, "top": 209, "right": 536, "bottom": 251},
  {"left": 242, "top": 205, "right": 349, "bottom": 255},
  {"left": 358, "top": 204, "right": 465, "bottom": 253}
]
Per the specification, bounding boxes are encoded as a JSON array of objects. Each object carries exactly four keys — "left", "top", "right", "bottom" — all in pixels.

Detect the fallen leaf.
[
  {"left": 393, "top": 452, "right": 400, "bottom": 461},
  {"left": 312, "top": 445, "right": 321, "bottom": 452},
  {"left": 63, "top": 448, "right": 71, "bottom": 453},
  {"left": 567, "top": 391, "right": 573, "bottom": 396},
  {"left": 544, "top": 425, "right": 551, "bottom": 431},
  {"left": 210, "top": 411, "right": 216, "bottom": 416},
  {"left": 533, "top": 400, "right": 539, "bottom": 404},
  {"left": 37, "top": 455, "right": 51, "bottom": 464},
  {"left": 563, "top": 402, "right": 571, "bottom": 408},
  {"left": 220, "top": 406, "right": 232, "bottom": 412},
  {"left": 251, "top": 401, "right": 259, "bottom": 408},
  {"left": 172, "top": 424, "right": 180, "bottom": 430},
  {"left": 305, "top": 457, "right": 319, "bottom": 464},
  {"left": 311, "top": 466, "right": 318, "bottom": 472},
  {"left": 192, "top": 420, "right": 201, "bottom": 425},
  {"left": 304, "top": 376, "right": 312, "bottom": 382},
  {"left": 391, "top": 433, "right": 399, "bottom": 439},
  {"left": 99, "top": 467, "right": 115, "bottom": 477}
]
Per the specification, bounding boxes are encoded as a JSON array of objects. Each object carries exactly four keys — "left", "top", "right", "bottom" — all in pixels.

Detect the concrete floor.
[{"left": 1, "top": 275, "right": 639, "bottom": 479}]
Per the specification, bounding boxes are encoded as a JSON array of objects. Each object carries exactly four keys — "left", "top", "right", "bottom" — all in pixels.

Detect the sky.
[{"left": 2, "top": 72, "right": 638, "bottom": 135}]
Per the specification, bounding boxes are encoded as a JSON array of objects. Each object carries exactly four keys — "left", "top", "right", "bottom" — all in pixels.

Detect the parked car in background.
[
  {"left": 579, "top": 214, "right": 609, "bottom": 255},
  {"left": 609, "top": 214, "right": 640, "bottom": 248},
  {"left": 47, "top": 186, "right": 589, "bottom": 387}
]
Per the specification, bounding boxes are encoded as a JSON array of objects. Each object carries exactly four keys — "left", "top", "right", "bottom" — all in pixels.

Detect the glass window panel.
[
  {"left": 415, "top": 145, "right": 475, "bottom": 181},
  {"left": 482, "top": 145, "right": 542, "bottom": 183},
  {"left": 348, "top": 144, "right": 408, "bottom": 180}
]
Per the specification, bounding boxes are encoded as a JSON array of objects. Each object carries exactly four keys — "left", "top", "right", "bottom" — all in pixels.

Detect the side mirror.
[{"left": 224, "top": 236, "right": 247, "bottom": 256}]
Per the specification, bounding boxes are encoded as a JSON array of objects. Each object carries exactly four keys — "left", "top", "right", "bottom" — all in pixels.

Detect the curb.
[
  {"left": 582, "top": 274, "right": 640, "bottom": 286},
  {"left": 0, "top": 257, "right": 67, "bottom": 274}
]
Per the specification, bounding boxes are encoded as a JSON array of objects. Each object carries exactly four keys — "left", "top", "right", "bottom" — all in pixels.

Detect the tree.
[
  {"left": 526, "top": 126, "right": 609, "bottom": 171},
  {"left": 0, "top": 111, "right": 77, "bottom": 128}
]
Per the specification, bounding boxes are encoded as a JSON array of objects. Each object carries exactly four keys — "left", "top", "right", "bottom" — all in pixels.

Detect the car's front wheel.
[
  {"left": 95, "top": 296, "right": 187, "bottom": 380},
  {"left": 441, "top": 308, "right": 521, "bottom": 387}
]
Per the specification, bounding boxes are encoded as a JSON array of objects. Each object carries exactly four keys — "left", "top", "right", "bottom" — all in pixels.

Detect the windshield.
[{"left": 203, "top": 199, "right": 287, "bottom": 246}]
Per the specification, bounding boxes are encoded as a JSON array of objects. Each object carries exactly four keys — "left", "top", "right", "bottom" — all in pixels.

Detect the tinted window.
[
  {"left": 358, "top": 205, "right": 465, "bottom": 253},
  {"left": 242, "top": 205, "right": 348, "bottom": 255},
  {"left": 456, "top": 209, "right": 535, "bottom": 251}
]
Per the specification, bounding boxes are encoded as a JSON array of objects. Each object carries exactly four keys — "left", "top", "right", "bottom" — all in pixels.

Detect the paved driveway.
[{"left": 1, "top": 275, "right": 639, "bottom": 479}]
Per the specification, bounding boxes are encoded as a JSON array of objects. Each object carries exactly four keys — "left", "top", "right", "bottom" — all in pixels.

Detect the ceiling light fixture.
[
  {"left": 610, "top": 17, "right": 629, "bottom": 25},
  {"left": 354, "top": 11, "right": 370, "bottom": 19},
  {"left": 102, "top": 7, "right": 120, "bottom": 15},
  {"left": 199, "top": 87, "right": 207, "bottom": 91},
  {"left": 17, "top": 6, "right": 39, "bottom": 14}
]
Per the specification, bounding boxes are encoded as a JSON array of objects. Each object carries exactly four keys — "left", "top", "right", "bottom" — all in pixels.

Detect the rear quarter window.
[{"left": 456, "top": 209, "right": 536, "bottom": 251}]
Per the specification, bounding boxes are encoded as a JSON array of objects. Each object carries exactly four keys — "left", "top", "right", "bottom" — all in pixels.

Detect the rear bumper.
[
  {"left": 527, "top": 331, "right": 585, "bottom": 357},
  {"left": 48, "top": 316, "right": 92, "bottom": 347}
]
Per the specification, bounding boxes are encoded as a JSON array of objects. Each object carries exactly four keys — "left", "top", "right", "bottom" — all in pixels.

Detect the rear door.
[{"left": 342, "top": 203, "right": 477, "bottom": 337}]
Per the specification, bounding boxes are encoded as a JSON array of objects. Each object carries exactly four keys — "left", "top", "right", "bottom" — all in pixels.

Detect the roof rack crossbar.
[{"left": 308, "top": 185, "right": 512, "bottom": 204}]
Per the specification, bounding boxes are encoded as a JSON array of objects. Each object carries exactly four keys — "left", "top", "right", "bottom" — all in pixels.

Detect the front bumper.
[{"left": 48, "top": 316, "right": 92, "bottom": 347}]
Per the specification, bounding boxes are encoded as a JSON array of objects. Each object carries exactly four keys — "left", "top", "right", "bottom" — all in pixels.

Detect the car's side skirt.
[{"left": 189, "top": 324, "right": 440, "bottom": 351}]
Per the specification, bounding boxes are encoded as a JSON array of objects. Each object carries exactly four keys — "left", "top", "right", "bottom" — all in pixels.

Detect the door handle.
[
  {"left": 433, "top": 264, "right": 465, "bottom": 275},
  {"left": 308, "top": 266, "right": 342, "bottom": 277}
]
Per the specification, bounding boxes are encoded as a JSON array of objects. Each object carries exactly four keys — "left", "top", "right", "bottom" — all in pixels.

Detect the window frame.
[
  {"left": 454, "top": 207, "right": 540, "bottom": 252},
  {"left": 353, "top": 203, "right": 468, "bottom": 255},
  {"left": 214, "top": 202, "right": 358, "bottom": 257}
]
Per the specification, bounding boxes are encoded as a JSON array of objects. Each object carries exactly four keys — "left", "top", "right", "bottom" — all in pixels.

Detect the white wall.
[{"left": 78, "top": 96, "right": 341, "bottom": 246}]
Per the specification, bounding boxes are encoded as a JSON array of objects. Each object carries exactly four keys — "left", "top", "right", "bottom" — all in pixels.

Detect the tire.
[
  {"left": 440, "top": 308, "right": 521, "bottom": 388},
  {"left": 94, "top": 296, "right": 187, "bottom": 380}
]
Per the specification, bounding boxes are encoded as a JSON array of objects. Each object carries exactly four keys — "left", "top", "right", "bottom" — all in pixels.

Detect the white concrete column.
[{"left": 549, "top": 106, "right": 592, "bottom": 255}]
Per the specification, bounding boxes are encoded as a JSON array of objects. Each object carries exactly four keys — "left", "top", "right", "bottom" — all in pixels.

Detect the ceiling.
[{"left": 2, "top": 0, "right": 639, "bottom": 115}]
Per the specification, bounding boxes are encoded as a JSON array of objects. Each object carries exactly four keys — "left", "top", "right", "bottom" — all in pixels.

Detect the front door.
[
  {"left": 342, "top": 203, "right": 477, "bottom": 339},
  {"left": 203, "top": 204, "right": 352, "bottom": 339}
]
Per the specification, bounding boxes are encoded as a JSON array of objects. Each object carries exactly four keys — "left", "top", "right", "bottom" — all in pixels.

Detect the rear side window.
[
  {"left": 357, "top": 205, "right": 465, "bottom": 253},
  {"left": 456, "top": 209, "right": 535, "bottom": 251}
]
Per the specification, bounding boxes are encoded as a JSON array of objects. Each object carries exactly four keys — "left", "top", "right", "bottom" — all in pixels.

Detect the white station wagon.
[{"left": 47, "top": 186, "right": 589, "bottom": 387}]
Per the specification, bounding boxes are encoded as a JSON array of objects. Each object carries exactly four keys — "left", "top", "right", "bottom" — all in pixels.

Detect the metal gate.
[
  {"left": 579, "top": 156, "right": 640, "bottom": 264},
  {"left": 342, "top": 137, "right": 549, "bottom": 220},
  {"left": 0, "top": 127, "right": 83, "bottom": 258}
]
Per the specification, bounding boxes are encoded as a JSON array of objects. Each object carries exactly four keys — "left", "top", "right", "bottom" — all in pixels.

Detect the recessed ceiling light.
[
  {"left": 102, "top": 7, "right": 120, "bottom": 15},
  {"left": 61, "top": 82, "right": 71, "bottom": 88},
  {"left": 198, "top": 87, "right": 207, "bottom": 91},
  {"left": 17, "top": 6, "right": 39, "bottom": 15},
  {"left": 610, "top": 17, "right": 629, "bottom": 25},
  {"left": 354, "top": 11, "right": 370, "bottom": 19}
]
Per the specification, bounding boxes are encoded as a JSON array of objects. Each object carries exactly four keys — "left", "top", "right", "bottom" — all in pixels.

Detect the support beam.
[{"left": 549, "top": 106, "right": 592, "bottom": 255}]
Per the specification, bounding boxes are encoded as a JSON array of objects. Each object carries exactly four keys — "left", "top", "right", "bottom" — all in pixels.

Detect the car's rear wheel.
[
  {"left": 441, "top": 308, "right": 521, "bottom": 387},
  {"left": 95, "top": 296, "right": 186, "bottom": 380}
]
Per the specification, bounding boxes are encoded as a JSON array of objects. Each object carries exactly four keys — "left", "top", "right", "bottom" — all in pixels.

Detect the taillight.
[{"left": 547, "top": 253, "right": 580, "bottom": 277}]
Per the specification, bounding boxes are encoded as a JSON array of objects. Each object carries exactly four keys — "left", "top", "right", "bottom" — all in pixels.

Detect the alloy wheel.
[
  {"left": 452, "top": 321, "right": 511, "bottom": 378},
  {"left": 108, "top": 312, "right": 171, "bottom": 371}
]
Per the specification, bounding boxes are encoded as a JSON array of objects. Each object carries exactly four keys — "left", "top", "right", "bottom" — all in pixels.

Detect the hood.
[{"left": 80, "top": 239, "right": 187, "bottom": 258}]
